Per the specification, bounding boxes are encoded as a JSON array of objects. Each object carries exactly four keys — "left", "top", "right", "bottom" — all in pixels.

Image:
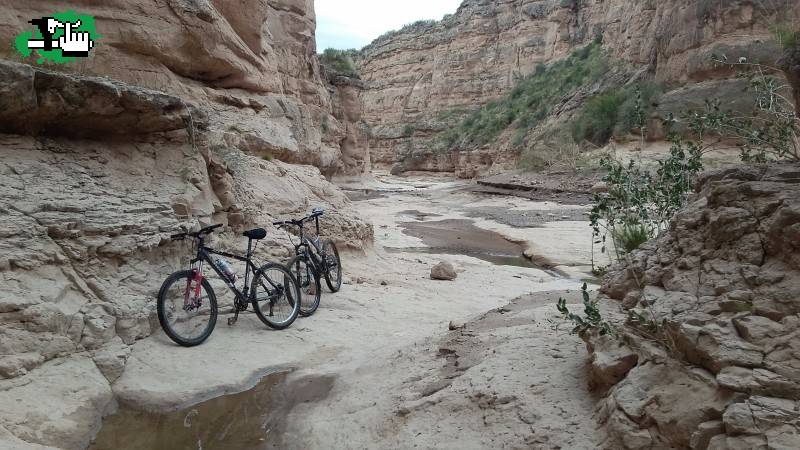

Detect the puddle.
[
  {"left": 392, "top": 219, "right": 565, "bottom": 276},
  {"left": 89, "top": 372, "right": 335, "bottom": 450},
  {"left": 398, "top": 209, "right": 442, "bottom": 221},
  {"left": 342, "top": 189, "right": 386, "bottom": 201},
  {"left": 464, "top": 206, "right": 589, "bottom": 228},
  {"left": 386, "top": 246, "right": 540, "bottom": 269}
]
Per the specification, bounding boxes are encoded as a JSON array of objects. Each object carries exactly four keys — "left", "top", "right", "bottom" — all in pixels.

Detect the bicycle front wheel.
[
  {"left": 288, "top": 255, "right": 321, "bottom": 317},
  {"left": 251, "top": 263, "right": 301, "bottom": 329},
  {"left": 322, "top": 240, "right": 342, "bottom": 293},
  {"left": 157, "top": 270, "right": 218, "bottom": 347}
]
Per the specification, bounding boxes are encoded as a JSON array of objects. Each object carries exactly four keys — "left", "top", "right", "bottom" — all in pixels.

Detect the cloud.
[{"left": 315, "top": 0, "right": 462, "bottom": 51}]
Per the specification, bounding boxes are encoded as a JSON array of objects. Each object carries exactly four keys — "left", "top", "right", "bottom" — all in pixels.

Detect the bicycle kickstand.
[{"left": 228, "top": 310, "right": 239, "bottom": 326}]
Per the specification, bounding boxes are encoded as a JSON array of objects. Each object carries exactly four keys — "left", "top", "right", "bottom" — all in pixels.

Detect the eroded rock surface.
[
  {"left": 0, "top": 0, "right": 369, "bottom": 175},
  {"left": 588, "top": 164, "right": 800, "bottom": 449}
]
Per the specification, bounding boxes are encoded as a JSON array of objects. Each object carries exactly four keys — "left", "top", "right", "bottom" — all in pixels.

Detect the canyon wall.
[
  {"left": 0, "top": 2, "right": 372, "bottom": 448},
  {"left": 0, "top": 0, "right": 369, "bottom": 176},
  {"left": 356, "top": 0, "right": 794, "bottom": 174},
  {"left": 587, "top": 164, "right": 800, "bottom": 449}
]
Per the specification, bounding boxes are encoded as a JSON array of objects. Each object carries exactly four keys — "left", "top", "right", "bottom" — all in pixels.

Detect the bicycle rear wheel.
[
  {"left": 322, "top": 240, "right": 342, "bottom": 292},
  {"left": 157, "top": 270, "right": 218, "bottom": 347},
  {"left": 251, "top": 263, "right": 301, "bottom": 329},
  {"left": 287, "top": 255, "right": 321, "bottom": 317}
]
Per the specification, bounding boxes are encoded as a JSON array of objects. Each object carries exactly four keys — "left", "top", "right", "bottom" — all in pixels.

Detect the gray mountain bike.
[{"left": 274, "top": 208, "right": 342, "bottom": 317}]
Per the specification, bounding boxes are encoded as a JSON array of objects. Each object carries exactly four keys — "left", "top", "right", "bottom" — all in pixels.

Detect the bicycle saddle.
[
  {"left": 243, "top": 228, "right": 267, "bottom": 240},
  {"left": 312, "top": 207, "right": 325, "bottom": 217}
]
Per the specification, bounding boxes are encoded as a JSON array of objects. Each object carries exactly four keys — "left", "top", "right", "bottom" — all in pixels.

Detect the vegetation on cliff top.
[
  {"left": 438, "top": 42, "right": 610, "bottom": 151},
  {"left": 436, "top": 41, "right": 664, "bottom": 160},
  {"left": 318, "top": 48, "right": 360, "bottom": 78}
]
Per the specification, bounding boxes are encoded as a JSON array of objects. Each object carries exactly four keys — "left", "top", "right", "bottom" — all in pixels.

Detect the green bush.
[
  {"left": 612, "top": 223, "right": 650, "bottom": 254},
  {"left": 439, "top": 42, "right": 609, "bottom": 151},
  {"left": 318, "top": 48, "right": 359, "bottom": 77},
  {"left": 571, "top": 81, "right": 663, "bottom": 147},
  {"left": 402, "top": 124, "right": 415, "bottom": 137},
  {"left": 570, "top": 90, "right": 626, "bottom": 146}
]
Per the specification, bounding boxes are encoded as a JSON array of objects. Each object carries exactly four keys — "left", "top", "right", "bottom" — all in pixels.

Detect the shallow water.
[
  {"left": 89, "top": 372, "right": 335, "bottom": 450},
  {"left": 392, "top": 218, "right": 565, "bottom": 276}
]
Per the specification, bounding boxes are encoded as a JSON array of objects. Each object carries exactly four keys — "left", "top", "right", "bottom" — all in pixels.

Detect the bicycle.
[
  {"left": 273, "top": 207, "right": 342, "bottom": 317},
  {"left": 157, "top": 224, "right": 301, "bottom": 347}
]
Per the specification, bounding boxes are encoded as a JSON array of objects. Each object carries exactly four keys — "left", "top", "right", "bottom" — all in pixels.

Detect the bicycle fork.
[{"left": 183, "top": 265, "right": 204, "bottom": 311}]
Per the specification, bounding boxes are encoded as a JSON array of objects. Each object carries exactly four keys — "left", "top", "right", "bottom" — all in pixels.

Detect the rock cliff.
[
  {"left": 0, "top": 0, "right": 371, "bottom": 176},
  {"left": 588, "top": 164, "right": 800, "bottom": 449},
  {"left": 0, "top": 2, "right": 372, "bottom": 447},
  {"left": 356, "top": 0, "right": 795, "bottom": 175}
]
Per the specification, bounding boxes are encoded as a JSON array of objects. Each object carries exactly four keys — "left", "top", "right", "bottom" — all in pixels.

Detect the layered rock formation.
[
  {"left": 356, "top": 0, "right": 795, "bottom": 174},
  {"left": 0, "top": 0, "right": 371, "bottom": 175},
  {"left": 587, "top": 164, "right": 800, "bottom": 449},
  {"left": 0, "top": 2, "right": 372, "bottom": 447}
]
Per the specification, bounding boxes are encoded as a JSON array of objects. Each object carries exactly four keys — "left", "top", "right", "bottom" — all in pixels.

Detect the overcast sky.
[{"left": 315, "top": 0, "right": 463, "bottom": 51}]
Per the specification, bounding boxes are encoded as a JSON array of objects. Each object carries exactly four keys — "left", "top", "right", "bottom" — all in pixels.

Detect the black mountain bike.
[
  {"left": 157, "top": 224, "right": 301, "bottom": 347},
  {"left": 273, "top": 208, "right": 342, "bottom": 317}
]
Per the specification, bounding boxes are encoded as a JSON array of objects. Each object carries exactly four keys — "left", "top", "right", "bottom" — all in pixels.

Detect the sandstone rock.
[
  {"left": 717, "top": 366, "right": 756, "bottom": 393},
  {"left": 733, "top": 315, "right": 783, "bottom": 347},
  {"left": 0, "top": 356, "right": 113, "bottom": 449},
  {"left": 431, "top": 261, "right": 457, "bottom": 281},
  {"left": 585, "top": 335, "right": 638, "bottom": 390},
  {"left": 689, "top": 420, "right": 724, "bottom": 450},
  {"left": 448, "top": 321, "right": 466, "bottom": 331},
  {"left": 0, "top": 425, "right": 58, "bottom": 450},
  {"left": 707, "top": 434, "right": 768, "bottom": 450},
  {"left": 595, "top": 164, "right": 800, "bottom": 448},
  {"left": 80, "top": 304, "right": 117, "bottom": 351},
  {"left": 91, "top": 337, "right": 132, "bottom": 383},
  {"left": 723, "top": 402, "right": 759, "bottom": 435}
]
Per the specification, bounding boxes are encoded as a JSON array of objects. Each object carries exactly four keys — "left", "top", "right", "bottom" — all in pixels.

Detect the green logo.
[{"left": 14, "top": 11, "right": 100, "bottom": 64}]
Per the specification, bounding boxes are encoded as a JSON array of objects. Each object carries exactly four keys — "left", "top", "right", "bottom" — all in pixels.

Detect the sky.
[{"left": 315, "top": 0, "right": 463, "bottom": 51}]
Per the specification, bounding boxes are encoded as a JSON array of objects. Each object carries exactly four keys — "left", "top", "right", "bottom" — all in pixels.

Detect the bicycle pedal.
[{"left": 227, "top": 317, "right": 237, "bottom": 326}]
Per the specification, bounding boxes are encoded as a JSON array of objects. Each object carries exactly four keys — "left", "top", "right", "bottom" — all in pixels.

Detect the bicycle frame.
[
  {"left": 294, "top": 219, "right": 327, "bottom": 274},
  {"left": 187, "top": 236, "right": 279, "bottom": 305}
]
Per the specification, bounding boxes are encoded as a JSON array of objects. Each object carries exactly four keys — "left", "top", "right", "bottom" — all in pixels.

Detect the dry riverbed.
[{"left": 7, "top": 174, "right": 602, "bottom": 449}]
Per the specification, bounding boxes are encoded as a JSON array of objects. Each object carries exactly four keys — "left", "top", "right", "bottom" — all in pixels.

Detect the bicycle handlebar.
[
  {"left": 170, "top": 224, "right": 223, "bottom": 241},
  {"left": 273, "top": 209, "right": 324, "bottom": 229}
]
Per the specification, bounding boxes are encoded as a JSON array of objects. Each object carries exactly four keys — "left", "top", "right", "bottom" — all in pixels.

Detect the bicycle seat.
[
  {"left": 243, "top": 228, "right": 267, "bottom": 240},
  {"left": 312, "top": 207, "right": 324, "bottom": 217}
]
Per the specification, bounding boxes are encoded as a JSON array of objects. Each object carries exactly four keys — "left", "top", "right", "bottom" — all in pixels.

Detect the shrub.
[
  {"left": 571, "top": 90, "right": 626, "bottom": 146},
  {"left": 318, "top": 48, "right": 359, "bottom": 78},
  {"left": 612, "top": 223, "right": 650, "bottom": 254},
  {"left": 571, "top": 81, "right": 663, "bottom": 147},
  {"left": 402, "top": 124, "right": 415, "bottom": 137},
  {"left": 556, "top": 283, "right": 615, "bottom": 337}
]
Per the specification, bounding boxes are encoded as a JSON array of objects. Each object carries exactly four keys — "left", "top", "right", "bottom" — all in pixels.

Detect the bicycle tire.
[
  {"left": 157, "top": 270, "right": 218, "bottom": 347},
  {"left": 251, "top": 263, "right": 301, "bottom": 329},
  {"left": 288, "top": 255, "right": 322, "bottom": 317},
  {"left": 322, "top": 240, "right": 342, "bottom": 293}
]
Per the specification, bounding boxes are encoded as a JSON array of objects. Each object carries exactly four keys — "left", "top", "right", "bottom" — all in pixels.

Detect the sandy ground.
[{"left": 16, "top": 174, "right": 602, "bottom": 449}]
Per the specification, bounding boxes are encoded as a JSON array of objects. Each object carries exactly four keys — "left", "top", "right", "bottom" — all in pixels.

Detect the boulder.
[{"left": 431, "top": 261, "right": 457, "bottom": 281}]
